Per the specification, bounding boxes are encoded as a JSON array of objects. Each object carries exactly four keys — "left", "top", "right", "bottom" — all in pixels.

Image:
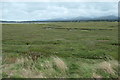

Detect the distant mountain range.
[
  {"left": 45, "top": 15, "right": 118, "bottom": 22},
  {"left": 0, "top": 15, "right": 119, "bottom": 23}
]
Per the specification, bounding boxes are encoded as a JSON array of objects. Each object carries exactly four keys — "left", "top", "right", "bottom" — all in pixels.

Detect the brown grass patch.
[
  {"left": 20, "top": 68, "right": 44, "bottom": 78},
  {"left": 52, "top": 56, "right": 67, "bottom": 71},
  {"left": 98, "top": 61, "right": 116, "bottom": 75},
  {"left": 93, "top": 73, "right": 102, "bottom": 78}
]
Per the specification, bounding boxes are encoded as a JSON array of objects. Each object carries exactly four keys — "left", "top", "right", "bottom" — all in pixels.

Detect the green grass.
[{"left": 2, "top": 22, "right": 118, "bottom": 78}]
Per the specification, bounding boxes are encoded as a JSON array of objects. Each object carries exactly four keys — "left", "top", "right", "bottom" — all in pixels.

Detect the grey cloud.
[{"left": 1, "top": 2, "right": 118, "bottom": 21}]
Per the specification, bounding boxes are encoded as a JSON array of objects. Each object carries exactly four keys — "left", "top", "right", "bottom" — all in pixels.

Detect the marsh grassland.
[{"left": 2, "top": 22, "right": 118, "bottom": 78}]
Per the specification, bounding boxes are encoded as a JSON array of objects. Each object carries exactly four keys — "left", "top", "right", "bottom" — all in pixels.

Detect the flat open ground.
[{"left": 2, "top": 22, "right": 118, "bottom": 78}]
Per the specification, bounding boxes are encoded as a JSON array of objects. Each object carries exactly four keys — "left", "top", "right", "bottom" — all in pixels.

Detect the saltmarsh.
[{"left": 2, "top": 22, "right": 118, "bottom": 78}]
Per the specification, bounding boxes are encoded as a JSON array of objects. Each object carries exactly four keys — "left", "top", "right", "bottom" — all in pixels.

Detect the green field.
[{"left": 2, "top": 22, "right": 118, "bottom": 78}]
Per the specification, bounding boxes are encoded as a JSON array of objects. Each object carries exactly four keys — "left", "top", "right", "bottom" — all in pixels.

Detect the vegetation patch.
[{"left": 2, "top": 22, "right": 118, "bottom": 78}]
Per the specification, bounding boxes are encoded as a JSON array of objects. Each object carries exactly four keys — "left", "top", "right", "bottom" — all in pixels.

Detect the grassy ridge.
[{"left": 2, "top": 22, "right": 118, "bottom": 78}]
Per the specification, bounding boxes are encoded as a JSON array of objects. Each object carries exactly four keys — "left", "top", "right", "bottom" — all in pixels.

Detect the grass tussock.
[{"left": 52, "top": 56, "right": 68, "bottom": 72}]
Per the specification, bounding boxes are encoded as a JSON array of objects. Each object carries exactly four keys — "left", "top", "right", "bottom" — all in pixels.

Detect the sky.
[{"left": 0, "top": 1, "right": 118, "bottom": 21}]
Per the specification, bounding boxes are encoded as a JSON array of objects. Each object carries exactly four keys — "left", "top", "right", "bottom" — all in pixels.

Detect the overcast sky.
[{"left": 0, "top": 2, "right": 118, "bottom": 21}]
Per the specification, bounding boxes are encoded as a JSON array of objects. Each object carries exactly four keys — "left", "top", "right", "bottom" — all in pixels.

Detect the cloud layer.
[
  {"left": 1, "top": 2, "right": 118, "bottom": 21},
  {"left": 1, "top": 0, "right": 119, "bottom": 2}
]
